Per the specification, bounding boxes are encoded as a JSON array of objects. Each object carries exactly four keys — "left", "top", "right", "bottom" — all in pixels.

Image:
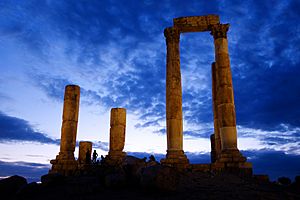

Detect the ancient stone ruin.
[{"left": 50, "top": 15, "right": 252, "bottom": 176}]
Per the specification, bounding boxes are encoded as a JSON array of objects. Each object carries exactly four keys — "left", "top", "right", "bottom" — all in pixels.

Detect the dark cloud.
[
  {"left": 243, "top": 149, "right": 300, "bottom": 181},
  {"left": 0, "top": 112, "right": 59, "bottom": 144},
  {"left": 1, "top": 0, "right": 300, "bottom": 147},
  {"left": 0, "top": 160, "right": 50, "bottom": 183}
]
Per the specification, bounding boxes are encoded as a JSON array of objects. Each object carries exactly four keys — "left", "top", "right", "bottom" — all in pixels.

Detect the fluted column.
[
  {"left": 162, "top": 27, "right": 188, "bottom": 166},
  {"left": 211, "top": 62, "right": 222, "bottom": 158},
  {"left": 59, "top": 85, "right": 80, "bottom": 160},
  {"left": 210, "top": 24, "right": 238, "bottom": 152}
]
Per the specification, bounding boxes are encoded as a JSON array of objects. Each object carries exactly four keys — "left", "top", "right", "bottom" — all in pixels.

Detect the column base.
[
  {"left": 104, "top": 151, "right": 127, "bottom": 166},
  {"left": 160, "top": 150, "right": 189, "bottom": 168},
  {"left": 217, "top": 149, "right": 246, "bottom": 163},
  {"left": 49, "top": 157, "right": 78, "bottom": 176},
  {"left": 213, "top": 149, "right": 252, "bottom": 177}
]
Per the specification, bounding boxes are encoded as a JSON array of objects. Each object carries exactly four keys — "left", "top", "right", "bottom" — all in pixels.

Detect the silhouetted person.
[
  {"left": 85, "top": 150, "right": 91, "bottom": 164},
  {"left": 92, "top": 150, "right": 98, "bottom": 164}
]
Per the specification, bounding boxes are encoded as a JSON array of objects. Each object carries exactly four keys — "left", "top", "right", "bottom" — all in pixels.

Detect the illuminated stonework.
[{"left": 161, "top": 15, "right": 252, "bottom": 171}]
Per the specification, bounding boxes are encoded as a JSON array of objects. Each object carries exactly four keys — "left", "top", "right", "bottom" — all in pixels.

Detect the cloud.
[
  {"left": 1, "top": 0, "right": 300, "bottom": 157},
  {"left": 243, "top": 149, "right": 300, "bottom": 181},
  {"left": 0, "top": 112, "right": 59, "bottom": 144},
  {"left": 0, "top": 160, "right": 50, "bottom": 183}
]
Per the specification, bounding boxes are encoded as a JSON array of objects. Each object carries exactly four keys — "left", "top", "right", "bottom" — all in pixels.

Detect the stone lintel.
[{"left": 173, "top": 15, "right": 220, "bottom": 33}]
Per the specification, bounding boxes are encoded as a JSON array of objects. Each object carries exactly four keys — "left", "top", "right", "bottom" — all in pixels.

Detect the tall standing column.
[
  {"left": 211, "top": 62, "right": 222, "bottom": 159},
  {"left": 59, "top": 85, "right": 80, "bottom": 160},
  {"left": 162, "top": 27, "right": 188, "bottom": 166},
  {"left": 50, "top": 85, "right": 80, "bottom": 175},
  {"left": 210, "top": 24, "right": 240, "bottom": 153},
  {"left": 106, "top": 108, "right": 127, "bottom": 163}
]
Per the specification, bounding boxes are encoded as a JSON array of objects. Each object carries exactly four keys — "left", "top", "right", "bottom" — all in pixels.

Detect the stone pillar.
[
  {"left": 210, "top": 24, "right": 247, "bottom": 164},
  {"left": 59, "top": 85, "right": 80, "bottom": 159},
  {"left": 50, "top": 85, "right": 80, "bottom": 175},
  {"left": 78, "top": 141, "right": 92, "bottom": 165},
  {"left": 107, "top": 108, "right": 126, "bottom": 163},
  {"left": 211, "top": 62, "right": 222, "bottom": 159},
  {"left": 161, "top": 27, "right": 188, "bottom": 167}
]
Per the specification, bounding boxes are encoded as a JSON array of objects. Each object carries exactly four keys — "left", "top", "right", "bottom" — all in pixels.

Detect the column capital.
[
  {"left": 210, "top": 24, "right": 230, "bottom": 39},
  {"left": 164, "top": 27, "right": 180, "bottom": 43}
]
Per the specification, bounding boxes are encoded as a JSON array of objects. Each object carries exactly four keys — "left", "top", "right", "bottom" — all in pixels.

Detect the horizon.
[{"left": 0, "top": 0, "right": 300, "bottom": 182}]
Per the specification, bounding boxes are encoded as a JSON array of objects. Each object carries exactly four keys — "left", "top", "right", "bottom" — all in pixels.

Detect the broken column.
[
  {"left": 106, "top": 108, "right": 126, "bottom": 164},
  {"left": 161, "top": 27, "right": 189, "bottom": 167},
  {"left": 210, "top": 24, "right": 248, "bottom": 165},
  {"left": 211, "top": 62, "right": 222, "bottom": 162},
  {"left": 50, "top": 85, "right": 80, "bottom": 175},
  {"left": 78, "top": 141, "right": 92, "bottom": 165}
]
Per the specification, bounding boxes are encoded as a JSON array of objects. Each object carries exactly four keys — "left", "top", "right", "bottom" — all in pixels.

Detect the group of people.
[
  {"left": 85, "top": 150, "right": 104, "bottom": 164},
  {"left": 85, "top": 150, "right": 158, "bottom": 165}
]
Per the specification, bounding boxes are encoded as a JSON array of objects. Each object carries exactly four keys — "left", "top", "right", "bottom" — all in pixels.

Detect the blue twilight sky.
[{"left": 0, "top": 0, "right": 300, "bottom": 181}]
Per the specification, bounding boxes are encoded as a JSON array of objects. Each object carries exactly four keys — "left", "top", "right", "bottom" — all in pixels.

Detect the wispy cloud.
[{"left": 1, "top": 0, "right": 300, "bottom": 156}]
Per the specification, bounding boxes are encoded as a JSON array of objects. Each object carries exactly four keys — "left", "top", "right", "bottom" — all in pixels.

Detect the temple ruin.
[
  {"left": 161, "top": 15, "right": 252, "bottom": 172},
  {"left": 50, "top": 15, "right": 252, "bottom": 176}
]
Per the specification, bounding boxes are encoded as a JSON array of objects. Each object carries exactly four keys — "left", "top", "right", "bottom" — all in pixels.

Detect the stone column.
[
  {"left": 211, "top": 62, "right": 222, "bottom": 159},
  {"left": 58, "top": 85, "right": 80, "bottom": 160},
  {"left": 78, "top": 141, "right": 92, "bottom": 165},
  {"left": 49, "top": 85, "right": 80, "bottom": 175},
  {"left": 107, "top": 108, "right": 126, "bottom": 161},
  {"left": 210, "top": 24, "right": 246, "bottom": 164},
  {"left": 161, "top": 27, "right": 188, "bottom": 166}
]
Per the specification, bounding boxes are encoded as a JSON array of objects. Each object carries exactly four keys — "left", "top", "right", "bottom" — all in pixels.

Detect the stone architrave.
[
  {"left": 161, "top": 15, "right": 251, "bottom": 172},
  {"left": 107, "top": 108, "right": 127, "bottom": 162},
  {"left": 210, "top": 24, "right": 247, "bottom": 163},
  {"left": 78, "top": 141, "right": 92, "bottom": 165},
  {"left": 50, "top": 85, "right": 80, "bottom": 175},
  {"left": 161, "top": 27, "right": 189, "bottom": 167}
]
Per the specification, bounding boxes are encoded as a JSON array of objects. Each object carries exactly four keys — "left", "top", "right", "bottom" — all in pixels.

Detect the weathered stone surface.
[
  {"left": 161, "top": 150, "right": 189, "bottom": 168},
  {"left": 211, "top": 62, "right": 221, "bottom": 158},
  {"left": 109, "top": 108, "right": 126, "bottom": 152},
  {"left": 174, "top": 15, "right": 220, "bottom": 32},
  {"left": 49, "top": 85, "right": 80, "bottom": 176},
  {"left": 219, "top": 127, "right": 238, "bottom": 150},
  {"left": 210, "top": 23, "right": 230, "bottom": 39},
  {"left": 164, "top": 24, "right": 188, "bottom": 165},
  {"left": 217, "top": 86, "right": 234, "bottom": 104},
  {"left": 217, "top": 104, "right": 236, "bottom": 127},
  {"left": 217, "top": 68, "right": 233, "bottom": 87},
  {"left": 78, "top": 141, "right": 92, "bottom": 165},
  {"left": 105, "top": 108, "right": 127, "bottom": 165},
  {"left": 59, "top": 85, "right": 80, "bottom": 158}
]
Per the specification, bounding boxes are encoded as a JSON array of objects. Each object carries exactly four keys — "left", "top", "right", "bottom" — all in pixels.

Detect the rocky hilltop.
[{"left": 1, "top": 155, "right": 299, "bottom": 200}]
